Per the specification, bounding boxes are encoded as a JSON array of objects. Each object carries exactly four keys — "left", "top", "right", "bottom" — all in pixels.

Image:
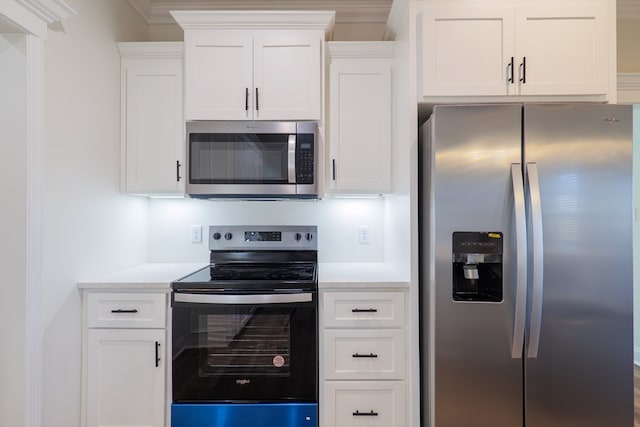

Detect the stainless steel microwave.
[{"left": 186, "top": 121, "right": 319, "bottom": 199}]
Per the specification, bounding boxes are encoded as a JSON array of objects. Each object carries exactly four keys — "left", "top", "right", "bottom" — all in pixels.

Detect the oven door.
[{"left": 171, "top": 291, "right": 318, "bottom": 403}]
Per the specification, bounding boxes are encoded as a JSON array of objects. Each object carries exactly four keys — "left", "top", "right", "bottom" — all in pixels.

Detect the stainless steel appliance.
[
  {"left": 186, "top": 121, "right": 319, "bottom": 199},
  {"left": 171, "top": 225, "right": 318, "bottom": 427},
  {"left": 419, "top": 104, "right": 633, "bottom": 427}
]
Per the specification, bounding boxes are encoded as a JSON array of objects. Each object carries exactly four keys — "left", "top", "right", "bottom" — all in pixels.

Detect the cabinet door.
[
  {"left": 185, "top": 31, "right": 253, "bottom": 120},
  {"left": 124, "top": 58, "right": 183, "bottom": 194},
  {"left": 253, "top": 32, "right": 321, "bottom": 120},
  {"left": 329, "top": 61, "right": 391, "bottom": 193},
  {"left": 86, "top": 329, "right": 165, "bottom": 427},
  {"left": 421, "top": 7, "right": 515, "bottom": 96},
  {"left": 515, "top": 3, "right": 607, "bottom": 96}
]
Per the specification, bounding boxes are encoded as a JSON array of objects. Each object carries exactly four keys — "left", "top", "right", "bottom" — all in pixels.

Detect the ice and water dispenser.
[{"left": 452, "top": 232, "right": 503, "bottom": 302}]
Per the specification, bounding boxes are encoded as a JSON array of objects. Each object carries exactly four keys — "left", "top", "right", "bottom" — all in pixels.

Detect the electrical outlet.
[
  {"left": 358, "top": 226, "right": 370, "bottom": 244},
  {"left": 191, "top": 225, "right": 203, "bottom": 244}
]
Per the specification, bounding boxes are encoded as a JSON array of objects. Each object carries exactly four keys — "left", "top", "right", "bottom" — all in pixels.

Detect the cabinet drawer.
[
  {"left": 324, "top": 329, "right": 405, "bottom": 380},
  {"left": 323, "top": 381, "right": 405, "bottom": 427},
  {"left": 87, "top": 293, "right": 166, "bottom": 328},
  {"left": 323, "top": 291, "right": 405, "bottom": 328}
]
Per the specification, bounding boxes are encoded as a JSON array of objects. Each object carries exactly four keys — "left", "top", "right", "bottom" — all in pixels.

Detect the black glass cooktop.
[{"left": 172, "top": 263, "right": 317, "bottom": 290}]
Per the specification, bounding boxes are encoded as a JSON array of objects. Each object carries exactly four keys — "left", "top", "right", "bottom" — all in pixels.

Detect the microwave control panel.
[{"left": 296, "top": 134, "right": 314, "bottom": 184}]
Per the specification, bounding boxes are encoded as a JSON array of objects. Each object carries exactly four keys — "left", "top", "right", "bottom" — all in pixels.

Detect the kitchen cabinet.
[
  {"left": 321, "top": 289, "right": 407, "bottom": 427},
  {"left": 184, "top": 31, "right": 321, "bottom": 121},
  {"left": 171, "top": 11, "right": 335, "bottom": 121},
  {"left": 419, "top": 1, "right": 610, "bottom": 100},
  {"left": 118, "top": 42, "right": 184, "bottom": 196},
  {"left": 82, "top": 292, "right": 167, "bottom": 427},
  {"left": 327, "top": 42, "right": 394, "bottom": 194}
]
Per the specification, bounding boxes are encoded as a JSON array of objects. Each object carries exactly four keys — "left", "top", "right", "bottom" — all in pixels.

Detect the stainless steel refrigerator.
[{"left": 419, "top": 104, "right": 633, "bottom": 427}]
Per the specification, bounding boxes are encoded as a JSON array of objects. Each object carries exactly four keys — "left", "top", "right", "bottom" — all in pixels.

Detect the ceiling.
[{"left": 127, "top": 0, "right": 640, "bottom": 25}]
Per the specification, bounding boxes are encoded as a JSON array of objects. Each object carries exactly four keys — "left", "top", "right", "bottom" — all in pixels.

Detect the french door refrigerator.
[{"left": 419, "top": 103, "right": 633, "bottom": 427}]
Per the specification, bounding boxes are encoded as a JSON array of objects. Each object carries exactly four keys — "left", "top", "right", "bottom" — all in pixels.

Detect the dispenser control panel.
[{"left": 452, "top": 232, "right": 503, "bottom": 302}]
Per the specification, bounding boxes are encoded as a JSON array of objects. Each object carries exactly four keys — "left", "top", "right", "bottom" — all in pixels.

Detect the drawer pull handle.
[
  {"left": 352, "top": 308, "right": 377, "bottom": 313},
  {"left": 352, "top": 353, "right": 378, "bottom": 358},
  {"left": 353, "top": 410, "right": 379, "bottom": 417},
  {"left": 110, "top": 309, "right": 138, "bottom": 314}
]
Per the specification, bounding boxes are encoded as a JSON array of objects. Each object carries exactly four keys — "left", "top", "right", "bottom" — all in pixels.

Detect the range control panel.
[{"left": 209, "top": 225, "right": 317, "bottom": 251}]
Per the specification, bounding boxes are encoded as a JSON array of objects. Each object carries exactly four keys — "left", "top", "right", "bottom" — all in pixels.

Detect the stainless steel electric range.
[{"left": 171, "top": 225, "right": 318, "bottom": 427}]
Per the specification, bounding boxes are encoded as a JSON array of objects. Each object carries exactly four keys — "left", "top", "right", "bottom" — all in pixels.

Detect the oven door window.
[
  {"left": 172, "top": 296, "right": 317, "bottom": 402},
  {"left": 189, "top": 133, "right": 291, "bottom": 184}
]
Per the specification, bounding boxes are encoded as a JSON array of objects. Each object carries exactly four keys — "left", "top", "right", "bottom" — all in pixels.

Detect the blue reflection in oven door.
[{"left": 171, "top": 403, "right": 318, "bottom": 427}]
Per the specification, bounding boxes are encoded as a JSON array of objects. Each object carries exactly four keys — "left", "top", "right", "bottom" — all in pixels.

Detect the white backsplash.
[{"left": 147, "top": 197, "right": 387, "bottom": 263}]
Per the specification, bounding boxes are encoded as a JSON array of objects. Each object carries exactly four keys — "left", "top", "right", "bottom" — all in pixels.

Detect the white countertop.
[
  {"left": 77, "top": 263, "right": 207, "bottom": 290},
  {"left": 318, "top": 262, "right": 410, "bottom": 288},
  {"left": 78, "top": 262, "right": 410, "bottom": 290}
]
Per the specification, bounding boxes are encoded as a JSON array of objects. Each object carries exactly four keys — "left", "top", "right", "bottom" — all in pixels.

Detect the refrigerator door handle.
[
  {"left": 511, "top": 164, "right": 527, "bottom": 359},
  {"left": 526, "top": 162, "right": 544, "bottom": 358}
]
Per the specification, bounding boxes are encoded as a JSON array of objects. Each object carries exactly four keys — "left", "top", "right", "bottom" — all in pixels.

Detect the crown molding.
[
  {"left": 127, "top": 0, "right": 392, "bottom": 24},
  {"left": 618, "top": 0, "right": 640, "bottom": 20},
  {"left": 14, "top": 0, "right": 75, "bottom": 24},
  {"left": 171, "top": 10, "right": 335, "bottom": 33},
  {"left": 1, "top": 0, "right": 75, "bottom": 37}
]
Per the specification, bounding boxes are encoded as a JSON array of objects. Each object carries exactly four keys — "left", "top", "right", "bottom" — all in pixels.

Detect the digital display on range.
[{"left": 245, "top": 231, "right": 282, "bottom": 242}]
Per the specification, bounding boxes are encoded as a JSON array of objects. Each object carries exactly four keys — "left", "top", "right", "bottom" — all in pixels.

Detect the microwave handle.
[{"left": 288, "top": 135, "right": 296, "bottom": 183}]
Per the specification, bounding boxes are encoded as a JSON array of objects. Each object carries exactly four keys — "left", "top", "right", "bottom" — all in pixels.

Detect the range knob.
[
  {"left": 294, "top": 233, "right": 302, "bottom": 241},
  {"left": 224, "top": 233, "right": 233, "bottom": 240},
  {"left": 212, "top": 232, "right": 221, "bottom": 240},
  {"left": 306, "top": 233, "right": 313, "bottom": 241}
]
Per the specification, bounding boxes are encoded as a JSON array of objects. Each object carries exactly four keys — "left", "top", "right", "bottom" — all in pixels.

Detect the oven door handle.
[{"left": 173, "top": 292, "right": 313, "bottom": 305}]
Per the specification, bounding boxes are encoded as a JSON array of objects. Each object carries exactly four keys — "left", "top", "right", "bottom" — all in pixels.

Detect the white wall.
[
  {"left": 145, "top": 21, "right": 386, "bottom": 42},
  {"left": 618, "top": 20, "right": 640, "bottom": 73},
  {"left": 0, "top": 31, "right": 27, "bottom": 427},
  {"left": 41, "top": 1, "right": 149, "bottom": 426},
  {"left": 147, "top": 197, "right": 387, "bottom": 263}
]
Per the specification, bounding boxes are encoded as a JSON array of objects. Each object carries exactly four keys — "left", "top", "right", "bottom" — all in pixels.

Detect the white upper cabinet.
[
  {"left": 173, "top": 11, "right": 334, "bottom": 121},
  {"left": 328, "top": 42, "right": 394, "bottom": 194},
  {"left": 118, "top": 42, "right": 184, "bottom": 196},
  {"left": 420, "top": 1, "right": 610, "bottom": 100},
  {"left": 184, "top": 31, "right": 253, "bottom": 120},
  {"left": 421, "top": 7, "right": 515, "bottom": 97},
  {"left": 514, "top": 4, "right": 607, "bottom": 96}
]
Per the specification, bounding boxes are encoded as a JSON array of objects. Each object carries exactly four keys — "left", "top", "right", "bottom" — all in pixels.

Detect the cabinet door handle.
[
  {"left": 353, "top": 410, "right": 379, "bottom": 417},
  {"left": 155, "top": 341, "right": 161, "bottom": 367},
  {"left": 352, "top": 353, "right": 378, "bottom": 358},
  {"left": 352, "top": 308, "right": 377, "bottom": 313},
  {"left": 176, "top": 160, "right": 181, "bottom": 182},
  {"left": 507, "top": 56, "right": 514, "bottom": 84},
  {"left": 519, "top": 57, "right": 527, "bottom": 84},
  {"left": 332, "top": 159, "right": 336, "bottom": 181},
  {"left": 245, "top": 87, "right": 249, "bottom": 111},
  {"left": 110, "top": 309, "right": 138, "bottom": 314},
  {"left": 255, "top": 87, "right": 259, "bottom": 111}
]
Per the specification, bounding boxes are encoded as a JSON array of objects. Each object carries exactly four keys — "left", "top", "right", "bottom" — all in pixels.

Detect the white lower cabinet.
[
  {"left": 324, "top": 382, "right": 406, "bottom": 427},
  {"left": 321, "top": 289, "right": 407, "bottom": 427},
  {"left": 83, "top": 292, "right": 167, "bottom": 427}
]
